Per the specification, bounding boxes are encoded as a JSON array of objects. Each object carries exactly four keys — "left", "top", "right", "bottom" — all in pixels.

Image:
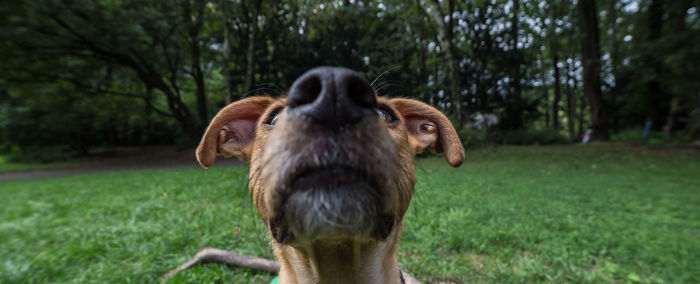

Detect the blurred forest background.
[{"left": 1, "top": 0, "right": 699, "bottom": 162}]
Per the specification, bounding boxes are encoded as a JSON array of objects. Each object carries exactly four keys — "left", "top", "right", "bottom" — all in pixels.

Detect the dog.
[{"left": 195, "top": 67, "right": 464, "bottom": 284}]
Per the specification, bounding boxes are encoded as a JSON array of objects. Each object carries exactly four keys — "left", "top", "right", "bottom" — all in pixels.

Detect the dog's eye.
[
  {"left": 264, "top": 108, "right": 282, "bottom": 126},
  {"left": 377, "top": 106, "right": 397, "bottom": 124}
]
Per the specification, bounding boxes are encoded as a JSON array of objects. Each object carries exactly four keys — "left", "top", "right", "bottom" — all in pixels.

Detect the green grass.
[{"left": 1, "top": 144, "right": 698, "bottom": 283}]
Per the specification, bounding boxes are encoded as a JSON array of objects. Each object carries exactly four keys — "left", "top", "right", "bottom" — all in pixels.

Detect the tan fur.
[{"left": 197, "top": 95, "right": 463, "bottom": 284}]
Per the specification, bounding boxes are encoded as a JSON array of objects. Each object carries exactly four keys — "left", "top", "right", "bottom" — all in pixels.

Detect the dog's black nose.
[{"left": 287, "top": 67, "right": 376, "bottom": 127}]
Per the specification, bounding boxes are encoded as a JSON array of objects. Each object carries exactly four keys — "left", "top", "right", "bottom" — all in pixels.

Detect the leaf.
[{"left": 627, "top": 272, "right": 641, "bottom": 282}]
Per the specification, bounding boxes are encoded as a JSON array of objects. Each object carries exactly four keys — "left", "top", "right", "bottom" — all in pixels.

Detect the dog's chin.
[{"left": 269, "top": 168, "right": 395, "bottom": 245}]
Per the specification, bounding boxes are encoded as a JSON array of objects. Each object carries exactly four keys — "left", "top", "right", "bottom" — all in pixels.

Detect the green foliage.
[
  {"left": 495, "top": 128, "right": 570, "bottom": 145},
  {"left": 611, "top": 128, "right": 693, "bottom": 147},
  {"left": 459, "top": 128, "right": 489, "bottom": 150},
  {"left": 0, "top": 155, "right": 69, "bottom": 173},
  {"left": 689, "top": 107, "right": 700, "bottom": 141},
  {"left": 1, "top": 0, "right": 699, "bottom": 152},
  {"left": 0, "top": 85, "right": 178, "bottom": 162},
  {"left": 1, "top": 145, "right": 698, "bottom": 283},
  {"left": 3, "top": 146, "right": 71, "bottom": 164},
  {"left": 610, "top": 128, "right": 657, "bottom": 143},
  {"left": 606, "top": 1, "right": 700, "bottom": 130}
]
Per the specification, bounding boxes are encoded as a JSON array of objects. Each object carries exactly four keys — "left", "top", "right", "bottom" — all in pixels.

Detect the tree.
[
  {"left": 507, "top": 0, "right": 524, "bottom": 129},
  {"left": 2, "top": 0, "right": 698, "bottom": 159},
  {"left": 219, "top": 0, "right": 235, "bottom": 104},
  {"left": 242, "top": 0, "right": 262, "bottom": 95},
  {"left": 643, "top": 0, "right": 665, "bottom": 130},
  {"left": 3, "top": 0, "right": 208, "bottom": 141},
  {"left": 577, "top": 0, "right": 609, "bottom": 140},
  {"left": 419, "top": 0, "right": 463, "bottom": 126},
  {"left": 548, "top": 1, "right": 562, "bottom": 129},
  {"left": 184, "top": 0, "right": 209, "bottom": 131}
]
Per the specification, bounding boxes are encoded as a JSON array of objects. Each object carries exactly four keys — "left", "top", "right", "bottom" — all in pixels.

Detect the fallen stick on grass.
[
  {"left": 162, "top": 247, "right": 422, "bottom": 284},
  {"left": 161, "top": 248, "right": 279, "bottom": 280}
]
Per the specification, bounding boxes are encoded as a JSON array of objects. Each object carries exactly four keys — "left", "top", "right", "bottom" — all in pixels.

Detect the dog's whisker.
[
  {"left": 240, "top": 86, "right": 280, "bottom": 97},
  {"left": 370, "top": 65, "right": 400, "bottom": 87},
  {"left": 254, "top": 82, "right": 285, "bottom": 96}
]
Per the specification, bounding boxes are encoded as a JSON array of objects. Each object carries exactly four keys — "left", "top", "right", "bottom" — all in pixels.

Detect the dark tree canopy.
[{"left": 1, "top": 0, "right": 698, "bottom": 159}]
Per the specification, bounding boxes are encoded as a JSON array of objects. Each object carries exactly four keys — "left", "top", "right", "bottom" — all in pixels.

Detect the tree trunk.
[
  {"left": 187, "top": 0, "right": 208, "bottom": 130},
  {"left": 426, "top": 0, "right": 462, "bottom": 127},
  {"left": 510, "top": 0, "right": 523, "bottom": 128},
  {"left": 152, "top": 80, "right": 197, "bottom": 141},
  {"left": 549, "top": 3, "right": 561, "bottom": 129},
  {"left": 566, "top": 56, "right": 576, "bottom": 140},
  {"left": 644, "top": 0, "right": 665, "bottom": 131},
  {"left": 544, "top": 88, "right": 550, "bottom": 128},
  {"left": 550, "top": 42, "right": 561, "bottom": 129},
  {"left": 242, "top": 0, "right": 262, "bottom": 95},
  {"left": 445, "top": 0, "right": 462, "bottom": 125},
  {"left": 221, "top": 0, "right": 234, "bottom": 104},
  {"left": 578, "top": 75, "right": 585, "bottom": 138},
  {"left": 577, "top": 0, "right": 609, "bottom": 141},
  {"left": 670, "top": 0, "right": 690, "bottom": 31},
  {"left": 542, "top": 62, "right": 550, "bottom": 128},
  {"left": 609, "top": 0, "right": 618, "bottom": 77},
  {"left": 144, "top": 87, "right": 154, "bottom": 143},
  {"left": 419, "top": 43, "right": 429, "bottom": 103}
]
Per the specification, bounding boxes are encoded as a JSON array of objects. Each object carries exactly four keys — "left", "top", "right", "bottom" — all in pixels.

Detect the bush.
[
  {"left": 458, "top": 127, "right": 570, "bottom": 148},
  {"left": 611, "top": 128, "right": 691, "bottom": 147},
  {"left": 610, "top": 128, "right": 648, "bottom": 143},
  {"left": 2, "top": 145, "right": 71, "bottom": 164},
  {"left": 495, "top": 128, "right": 570, "bottom": 145},
  {"left": 610, "top": 128, "right": 670, "bottom": 144},
  {"left": 689, "top": 107, "right": 700, "bottom": 141},
  {"left": 459, "top": 128, "right": 488, "bottom": 149}
]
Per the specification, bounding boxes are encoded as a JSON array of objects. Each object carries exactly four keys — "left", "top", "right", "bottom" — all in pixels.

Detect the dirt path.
[{"left": 0, "top": 146, "right": 242, "bottom": 182}]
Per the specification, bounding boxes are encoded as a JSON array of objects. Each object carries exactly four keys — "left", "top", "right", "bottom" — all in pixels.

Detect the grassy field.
[{"left": 1, "top": 144, "right": 698, "bottom": 283}]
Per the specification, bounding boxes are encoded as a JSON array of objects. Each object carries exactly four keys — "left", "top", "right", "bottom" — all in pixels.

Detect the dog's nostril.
[
  {"left": 287, "top": 67, "right": 377, "bottom": 127},
  {"left": 288, "top": 75, "right": 322, "bottom": 108},
  {"left": 343, "top": 75, "right": 376, "bottom": 109}
]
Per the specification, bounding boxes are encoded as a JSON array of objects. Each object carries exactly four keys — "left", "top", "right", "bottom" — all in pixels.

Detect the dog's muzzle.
[{"left": 261, "top": 67, "right": 399, "bottom": 244}]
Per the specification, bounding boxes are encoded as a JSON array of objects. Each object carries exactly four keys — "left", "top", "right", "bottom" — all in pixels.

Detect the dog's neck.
[{"left": 273, "top": 234, "right": 401, "bottom": 284}]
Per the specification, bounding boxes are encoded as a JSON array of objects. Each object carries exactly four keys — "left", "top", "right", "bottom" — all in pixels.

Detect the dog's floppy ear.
[
  {"left": 391, "top": 98, "right": 465, "bottom": 167},
  {"left": 196, "top": 96, "right": 274, "bottom": 168}
]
